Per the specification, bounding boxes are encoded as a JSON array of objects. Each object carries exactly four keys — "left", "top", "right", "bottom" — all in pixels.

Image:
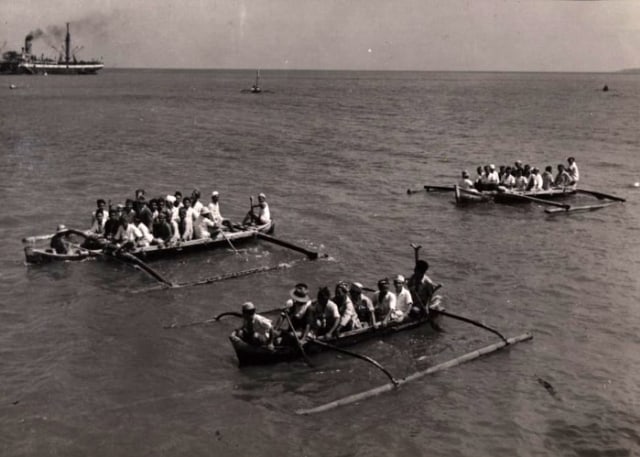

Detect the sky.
[{"left": 1, "top": 0, "right": 639, "bottom": 72}]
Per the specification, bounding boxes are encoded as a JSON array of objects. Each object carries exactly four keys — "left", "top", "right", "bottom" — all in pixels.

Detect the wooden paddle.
[
  {"left": 218, "top": 228, "right": 239, "bottom": 254},
  {"left": 576, "top": 188, "right": 626, "bottom": 202},
  {"left": 307, "top": 338, "right": 399, "bottom": 385},
  {"left": 284, "top": 312, "right": 314, "bottom": 367},
  {"left": 256, "top": 233, "right": 320, "bottom": 260}
]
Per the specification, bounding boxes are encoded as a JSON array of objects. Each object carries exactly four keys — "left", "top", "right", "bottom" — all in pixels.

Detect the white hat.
[
  {"left": 489, "top": 164, "right": 496, "bottom": 170},
  {"left": 166, "top": 195, "right": 176, "bottom": 203},
  {"left": 258, "top": 193, "right": 266, "bottom": 199},
  {"left": 56, "top": 224, "right": 67, "bottom": 232},
  {"left": 394, "top": 274, "right": 405, "bottom": 283},
  {"left": 211, "top": 191, "right": 219, "bottom": 197},
  {"left": 242, "top": 302, "right": 256, "bottom": 313}
]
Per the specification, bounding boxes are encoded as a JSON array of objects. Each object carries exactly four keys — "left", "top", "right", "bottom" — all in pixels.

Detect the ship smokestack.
[
  {"left": 65, "top": 23, "right": 70, "bottom": 63},
  {"left": 25, "top": 36, "right": 33, "bottom": 55}
]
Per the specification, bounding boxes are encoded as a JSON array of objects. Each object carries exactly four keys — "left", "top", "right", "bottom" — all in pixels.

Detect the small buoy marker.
[{"left": 633, "top": 182, "right": 639, "bottom": 188}]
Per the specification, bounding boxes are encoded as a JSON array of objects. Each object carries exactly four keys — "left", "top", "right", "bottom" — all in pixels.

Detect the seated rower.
[
  {"left": 276, "top": 283, "right": 313, "bottom": 343},
  {"left": 333, "top": 282, "right": 361, "bottom": 333},
  {"left": 301, "top": 287, "right": 340, "bottom": 340},
  {"left": 458, "top": 170, "right": 475, "bottom": 190},
  {"left": 407, "top": 244, "right": 442, "bottom": 317},
  {"left": 113, "top": 216, "right": 143, "bottom": 251},
  {"left": 193, "top": 206, "right": 217, "bottom": 239},
  {"left": 232, "top": 302, "right": 275, "bottom": 349},
  {"left": 242, "top": 193, "right": 271, "bottom": 226},
  {"left": 350, "top": 282, "right": 376, "bottom": 327},
  {"left": 373, "top": 278, "right": 397, "bottom": 326},
  {"left": 541, "top": 165, "right": 554, "bottom": 190},
  {"left": 554, "top": 164, "right": 572, "bottom": 187},
  {"left": 50, "top": 224, "right": 73, "bottom": 254}
]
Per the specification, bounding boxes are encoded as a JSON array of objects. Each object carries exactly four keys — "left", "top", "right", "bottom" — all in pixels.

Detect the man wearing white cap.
[
  {"left": 486, "top": 164, "right": 500, "bottom": 186},
  {"left": 393, "top": 275, "right": 413, "bottom": 320},
  {"left": 243, "top": 192, "right": 271, "bottom": 226},
  {"left": 208, "top": 191, "right": 224, "bottom": 226},
  {"left": 193, "top": 206, "right": 216, "bottom": 239}
]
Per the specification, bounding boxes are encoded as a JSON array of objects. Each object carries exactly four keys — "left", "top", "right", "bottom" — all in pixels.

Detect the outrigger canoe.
[
  {"left": 229, "top": 295, "right": 444, "bottom": 366},
  {"left": 454, "top": 185, "right": 576, "bottom": 205},
  {"left": 24, "top": 220, "right": 275, "bottom": 264}
]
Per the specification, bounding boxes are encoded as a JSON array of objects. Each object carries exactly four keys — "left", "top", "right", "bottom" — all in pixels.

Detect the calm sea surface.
[{"left": 1, "top": 69, "right": 639, "bottom": 457}]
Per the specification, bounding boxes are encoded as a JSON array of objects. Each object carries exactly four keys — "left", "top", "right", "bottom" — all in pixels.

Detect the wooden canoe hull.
[
  {"left": 24, "top": 220, "right": 275, "bottom": 264},
  {"left": 454, "top": 185, "right": 576, "bottom": 205},
  {"left": 230, "top": 296, "right": 444, "bottom": 366}
]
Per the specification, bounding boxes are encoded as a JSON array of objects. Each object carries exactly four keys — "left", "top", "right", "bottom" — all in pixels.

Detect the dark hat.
[
  {"left": 242, "top": 302, "right": 256, "bottom": 314},
  {"left": 290, "top": 284, "right": 310, "bottom": 302}
]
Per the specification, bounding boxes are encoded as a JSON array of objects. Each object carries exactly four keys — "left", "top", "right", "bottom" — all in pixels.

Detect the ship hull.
[{"left": 19, "top": 62, "right": 104, "bottom": 75}]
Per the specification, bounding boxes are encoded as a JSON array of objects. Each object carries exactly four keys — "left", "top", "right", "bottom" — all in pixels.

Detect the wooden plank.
[
  {"left": 295, "top": 332, "right": 532, "bottom": 415},
  {"left": 544, "top": 202, "right": 617, "bottom": 214}
]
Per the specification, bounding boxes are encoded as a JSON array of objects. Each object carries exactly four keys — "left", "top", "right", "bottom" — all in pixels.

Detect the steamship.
[{"left": 1, "top": 23, "right": 104, "bottom": 75}]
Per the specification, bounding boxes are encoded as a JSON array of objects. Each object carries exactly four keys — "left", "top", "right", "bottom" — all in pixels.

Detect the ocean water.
[{"left": 1, "top": 69, "right": 639, "bottom": 457}]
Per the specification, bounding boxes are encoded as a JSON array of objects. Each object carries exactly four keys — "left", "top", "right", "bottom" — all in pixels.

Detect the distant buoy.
[
  {"left": 602, "top": 85, "right": 609, "bottom": 92},
  {"left": 9, "top": 84, "right": 16, "bottom": 89},
  {"left": 633, "top": 182, "right": 639, "bottom": 188}
]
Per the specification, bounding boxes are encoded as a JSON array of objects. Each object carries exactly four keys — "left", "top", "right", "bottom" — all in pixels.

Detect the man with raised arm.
[{"left": 407, "top": 243, "right": 442, "bottom": 317}]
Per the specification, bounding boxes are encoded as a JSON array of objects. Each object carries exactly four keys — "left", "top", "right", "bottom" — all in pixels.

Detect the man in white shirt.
[
  {"left": 458, "top": 170, "right": 475, "bottom": 190},
  {"left": 567, "top": 157, "right": 579, "bottom": 184},
  {"left": 193, "top": 207, "right": 216, "bottom": 239},
  {"left": 114, "top": 217, "right": 143, "bottom": 249},
  {"left": 243, "top": 193, "right": 271, "bottom": 225},
  {"left": 528, "top": 168, "right": 544, "bottom": 191},
  {"left": 373, "top": 278, "right": 397, "bottom": 325},
  {"left": 393, "top": 275, "right": 413, "bottom": 320},
  {"left": 208, "top": 191, "right": 224, "bottom": 226}
]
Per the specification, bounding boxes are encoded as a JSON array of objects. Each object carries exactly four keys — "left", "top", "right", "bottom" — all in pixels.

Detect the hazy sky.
[{"left": 2, "top": 0, "right": 639, "bottom": 71}]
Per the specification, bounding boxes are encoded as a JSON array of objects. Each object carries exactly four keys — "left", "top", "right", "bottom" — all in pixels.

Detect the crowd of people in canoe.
[
  {"left": 457, "top": 157, "right": 580, "bottom": 192},
  {"left": 50, "top": 188, "right": 271, "bottom": 255},
  {"left": 232, "top": 244, "right": 441, "bottom": 350}
]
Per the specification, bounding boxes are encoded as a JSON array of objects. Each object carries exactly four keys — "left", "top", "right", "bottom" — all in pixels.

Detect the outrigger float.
[{"left": 408, "top": 184, "right": 626, "bottom": 215}]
